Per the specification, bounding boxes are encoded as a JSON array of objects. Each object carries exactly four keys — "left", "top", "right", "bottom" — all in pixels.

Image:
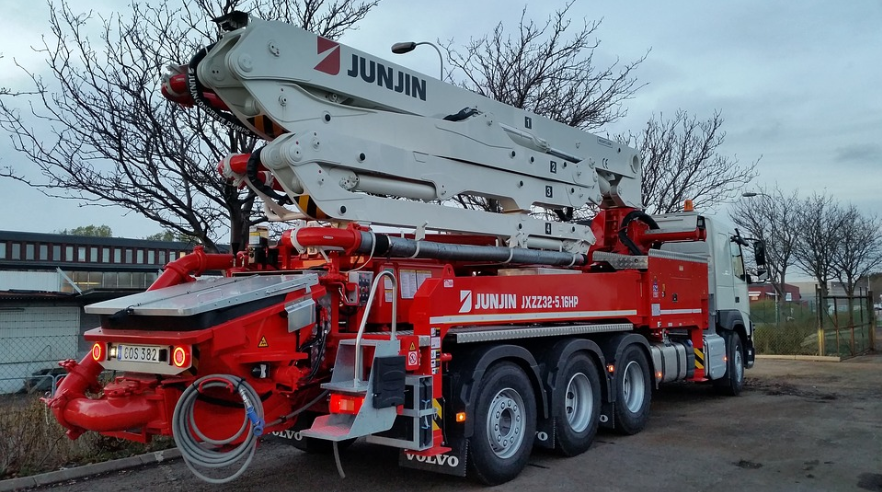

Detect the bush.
[{"left": 0, "top": 396, "right": 172, "bottom": 479}]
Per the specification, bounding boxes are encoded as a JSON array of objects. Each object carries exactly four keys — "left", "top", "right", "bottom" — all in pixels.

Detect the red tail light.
[
  {"left": 91, "top": 342, "right": 105, "bottom": 362},
  {"left": 329, "top": 394, "right": 364, "bottom": 414},
  {"left": 172, "top": 345, "right": 190, "bottom": 368}
]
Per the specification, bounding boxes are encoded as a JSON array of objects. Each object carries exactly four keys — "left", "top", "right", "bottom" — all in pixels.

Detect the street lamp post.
[
  {"left": 741, "top": 191, "right": 771, "bottom": 199},
  {"left": 391, "top": 41, "right": 444, "bottom": 80}
]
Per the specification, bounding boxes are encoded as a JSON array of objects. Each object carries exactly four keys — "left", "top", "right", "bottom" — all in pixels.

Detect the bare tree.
[
  {"left": 729, "top": 187, "right": 801, "bottom": 308},
  {"left": 444, "top": 2, "right": 646, "bottom": 131},
  {"left": 832, "top": 205, "right": 882, "bottom": 299},
  {"left": 442, "top": 2, "right": 645, "bottom": 215},
  {"left": 628, "top": 110, "right": 758, "bottom": 214},
  {"left": 0, "top": 0, "right": 378, "bottom": 252},
  {"left": 793, "top": 193, "right": 842, "bottom": 297},
  {"left": 443, "top": 4, "right": 754, "bottom": 217}
]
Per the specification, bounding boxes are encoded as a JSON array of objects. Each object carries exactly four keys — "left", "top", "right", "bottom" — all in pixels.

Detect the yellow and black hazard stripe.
[
  {"left": 294, "top": 195, "right": 329, "bottom": 220},
  {"left": 693, "top": 347, "right": 705, "bottom": 370},
  {"left": 432, "top": 398, "right": 443, "bottom": 432},
  {"left": 247, "top": 115, "right": 287, "bottom": 139}
]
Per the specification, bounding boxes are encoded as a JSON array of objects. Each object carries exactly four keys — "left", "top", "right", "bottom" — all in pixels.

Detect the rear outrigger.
[{"left": 46, "top": 13, "right": 763, "bottom": 485}]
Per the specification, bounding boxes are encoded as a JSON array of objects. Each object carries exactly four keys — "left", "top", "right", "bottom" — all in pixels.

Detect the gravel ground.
[{"left": 33, "top": 354, "right": 882, "bottom": 492}]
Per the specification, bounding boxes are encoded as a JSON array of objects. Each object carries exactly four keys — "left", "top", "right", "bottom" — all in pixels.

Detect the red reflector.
[
  {"left": 91, "top": 342, "right": 104, "bottom": 362},
  {"left": 329, "top": 394, "right": 364, "bottom": 415},
  {"left": 172, "top": 346, "right": 190, "bottom": 368}
]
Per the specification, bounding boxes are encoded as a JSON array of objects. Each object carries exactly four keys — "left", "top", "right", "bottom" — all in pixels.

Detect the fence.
[
  {"left": 0, "top": 306, "right": 83, "bottom": 396},
  {"left": 818, "top": 291, "right": 877, "bottom": 357},
  {"left": 752, "top": 291, "right": 877, "bottom": 358}
]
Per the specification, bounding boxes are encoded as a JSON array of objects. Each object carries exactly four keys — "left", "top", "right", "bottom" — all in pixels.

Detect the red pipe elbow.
[
  {"left": 149, "top": 246, "right": 235, "bottom": 291},
  {"left": 61, "top": 396, "right": 157, "bottom": 434},
  {"left": 43, "top": 355, "right": 105, "bottom": 439}
]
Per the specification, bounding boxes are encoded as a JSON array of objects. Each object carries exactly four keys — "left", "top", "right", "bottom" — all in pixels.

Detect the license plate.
[{"left": 117, "top": 344, "right": 162, "bottom": 363}]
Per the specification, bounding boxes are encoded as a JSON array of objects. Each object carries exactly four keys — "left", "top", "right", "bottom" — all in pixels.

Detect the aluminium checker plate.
[
  {"left": 449, "top": 323, "right": 632, "bottom": 344},
  {"left": 84, "top": 274, "right": 318, "bottom": 317}
]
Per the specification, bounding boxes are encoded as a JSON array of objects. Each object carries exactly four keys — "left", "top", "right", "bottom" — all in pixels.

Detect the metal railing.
[{"left": 352, "top": 270, "right": 398, "bottom": 387}]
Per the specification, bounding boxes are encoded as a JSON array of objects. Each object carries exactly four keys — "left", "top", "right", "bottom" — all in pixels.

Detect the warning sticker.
[
  {"left": 400, "top": 270, "right": 418, "bottom": 299},
  {"left": 258, "top": 336, "right": 269, "bottom": 348}
]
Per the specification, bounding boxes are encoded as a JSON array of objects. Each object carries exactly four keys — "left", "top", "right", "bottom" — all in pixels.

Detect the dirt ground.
[{"left": 33, "top": 354, "right": 882, "bottom": 492}]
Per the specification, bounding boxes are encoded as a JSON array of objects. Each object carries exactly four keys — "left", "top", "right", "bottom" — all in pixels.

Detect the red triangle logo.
[{"left": 315, "top": 37, "right": 340, "bottom": 75}]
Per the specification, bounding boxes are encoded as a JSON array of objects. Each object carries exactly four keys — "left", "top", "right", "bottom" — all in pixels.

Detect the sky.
[{"left": 1, "top": 0, "right": 880, "bottom": 240}]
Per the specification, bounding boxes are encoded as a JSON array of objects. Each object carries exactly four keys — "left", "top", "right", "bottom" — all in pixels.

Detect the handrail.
[{"left": 352, "top": 270, "right": 398, "bottom": 387}]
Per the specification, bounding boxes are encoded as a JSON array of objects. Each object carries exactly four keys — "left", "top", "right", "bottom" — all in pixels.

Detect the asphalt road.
[{"left": 39, "top": 356, "right": 882, "bottom": 492}]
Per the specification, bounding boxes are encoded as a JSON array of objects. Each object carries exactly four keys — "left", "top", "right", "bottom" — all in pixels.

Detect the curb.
[
  {"left": 0, "top": 448, "right": 181, "bottom": 492},
  {"left": 756, "top": 354, "right": 841, "bottom": 362}
]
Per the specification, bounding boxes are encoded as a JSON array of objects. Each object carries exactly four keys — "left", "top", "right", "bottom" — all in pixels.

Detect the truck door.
[{"left": 713, "top": 232, "right": 736, "bottom": 311}]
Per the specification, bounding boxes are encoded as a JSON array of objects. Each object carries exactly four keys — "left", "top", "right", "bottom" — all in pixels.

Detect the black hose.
[
  {"left": 187, "top": 44, "right": 258, "bottom": 138},
  {"left": 618, "top": 210, "right": 660, "bottom": 255},
  {"left": 246, "top": 147, "right": 290, "bottom": 204}
]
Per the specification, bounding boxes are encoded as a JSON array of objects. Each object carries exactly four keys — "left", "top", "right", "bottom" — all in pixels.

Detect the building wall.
[
  {"left": 748, "top": 283, "right": 801, "bottom": 303},
  {"left": 0, "top": 305, "right": 80, "bottom": 393},
  {"left": 0, "top": 271, "right": 63, "bottom": 292}
]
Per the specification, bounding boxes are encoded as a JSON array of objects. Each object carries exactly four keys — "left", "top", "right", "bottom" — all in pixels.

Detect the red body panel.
[{"left": 47, "top": 217, "right": 711, "bottom": 454}]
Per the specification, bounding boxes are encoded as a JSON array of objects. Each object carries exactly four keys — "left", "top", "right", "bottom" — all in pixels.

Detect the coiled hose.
[{"left": 172, "top": 374, "right": 265, "bottom": 484}]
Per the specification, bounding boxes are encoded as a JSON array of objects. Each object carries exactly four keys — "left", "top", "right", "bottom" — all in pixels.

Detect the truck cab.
[{"left": 656, "top": 212, "right": 758, "bottom": 370}]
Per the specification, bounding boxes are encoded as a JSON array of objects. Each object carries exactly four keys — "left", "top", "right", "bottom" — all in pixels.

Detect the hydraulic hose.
[
  {"left": 618, "top": 210, "right": 660, "bottom": 255},
  {"left": 246, "top": 147, "right": 290, "bottom": 205},
  {"left": 172, "top": 374, "right": 265, "bottom": 484},
  {"left": 187, "top": 45, "right": 257, "bottom": 138}
]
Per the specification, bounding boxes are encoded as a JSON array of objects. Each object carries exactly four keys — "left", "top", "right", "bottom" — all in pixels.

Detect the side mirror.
[{"left": 753, "top": 241, "right": 767, "bottom": 267}]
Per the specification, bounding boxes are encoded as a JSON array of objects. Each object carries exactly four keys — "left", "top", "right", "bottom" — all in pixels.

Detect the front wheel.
[
  {"left": 714, "top": 332, "right": 745, "bottom": 396},
  {"left": 468, "top": 362, "right": 537, "bottom": 485},
  {"left": 613, "top": 344, "right": 651, "bottom": 435}
]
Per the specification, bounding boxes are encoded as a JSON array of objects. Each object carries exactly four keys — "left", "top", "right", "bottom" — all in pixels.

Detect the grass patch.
[
  {"left": 0, "top": 396, "right": 172, "bottom": 479},
  {"left": 754, "top": 321, "right": 820, "bottom": 356}
]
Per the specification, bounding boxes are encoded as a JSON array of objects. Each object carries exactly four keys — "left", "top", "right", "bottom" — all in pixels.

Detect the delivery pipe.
[
  {"left": 150, "top": 246, "right": 236, "bottom": 291},
  {"left": 283, "top": 227, "right": 587, "bottom": 267}
]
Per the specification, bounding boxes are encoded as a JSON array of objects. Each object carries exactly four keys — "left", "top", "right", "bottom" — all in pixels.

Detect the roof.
[
  {"left": 0, "top": 230, "right": 194, "bottom": 248},
  {"left": 0, "top": 288, "right": 142, "bottom": 304}
]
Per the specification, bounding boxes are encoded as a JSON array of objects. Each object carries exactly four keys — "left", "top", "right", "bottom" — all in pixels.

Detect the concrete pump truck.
[{"left": 45, "top": 12, "right": 765, "bottom": 485}]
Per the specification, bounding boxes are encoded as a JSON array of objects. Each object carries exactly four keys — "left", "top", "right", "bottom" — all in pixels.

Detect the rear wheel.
[
  {"left": 468, "top": 362, "right": 537, "bottom": 485},
  {"left": 714, "top": 332, "right": 745, "bottom": 396},
  {"left": 554, "top": 354, "right": 601, "bottom": 456},
  {"left": 613, "top": 344, "right": 651, "bottom": 435}
]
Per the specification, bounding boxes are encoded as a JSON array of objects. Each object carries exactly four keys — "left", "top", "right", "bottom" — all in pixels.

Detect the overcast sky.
[{"left": 1, "top": 0, "right": 880, "bottom": 240}]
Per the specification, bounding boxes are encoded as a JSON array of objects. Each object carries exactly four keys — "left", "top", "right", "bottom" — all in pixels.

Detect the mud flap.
[
  {"left": 600, "top": 401, "right": 616, "bottom": 430},
  {"left": 399, "top": 437, "right": 468, "bottom": 477},
  {"left": 265, "top": 413, "right": 315, "bottom": 450},
  {"left": 535, "top": 417, "right": 556, "bottom": 449}
]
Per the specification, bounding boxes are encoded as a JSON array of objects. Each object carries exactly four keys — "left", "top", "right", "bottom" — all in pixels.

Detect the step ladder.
[{"left": 301, "top": 271, "right": 410, "bottom": 442}]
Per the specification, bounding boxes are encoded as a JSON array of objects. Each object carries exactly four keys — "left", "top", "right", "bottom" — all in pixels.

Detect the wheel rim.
[
  {"left": 486, "top": 387, "right": 526, "bottom": 459},
  {"left": 564, "top": 373, "right": 593, "bottom": 433},
  {"left": 621, "top": 360, "right": 645, "bottom": 413},
  {"left": 734, "top": 345, "right": 744, "bottom": 383}
]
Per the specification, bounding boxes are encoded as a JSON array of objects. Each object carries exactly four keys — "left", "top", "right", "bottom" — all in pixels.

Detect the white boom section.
[{"left": 198, "top": 17, "right": 642, "bottom": 251}]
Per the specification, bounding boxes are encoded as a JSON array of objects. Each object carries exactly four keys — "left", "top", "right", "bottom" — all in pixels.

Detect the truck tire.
[
  {"left": 554, "top": 354, "right": 601, "bottom": 457},
  {"left": 714, "top": 332, "right": 745, "bottom": 396},
  {"left": 613, "top": 344, "right": 651, "bottom": 435},
  {"left": 468, "top": 362, "right": 537, "bottom": 485}
]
